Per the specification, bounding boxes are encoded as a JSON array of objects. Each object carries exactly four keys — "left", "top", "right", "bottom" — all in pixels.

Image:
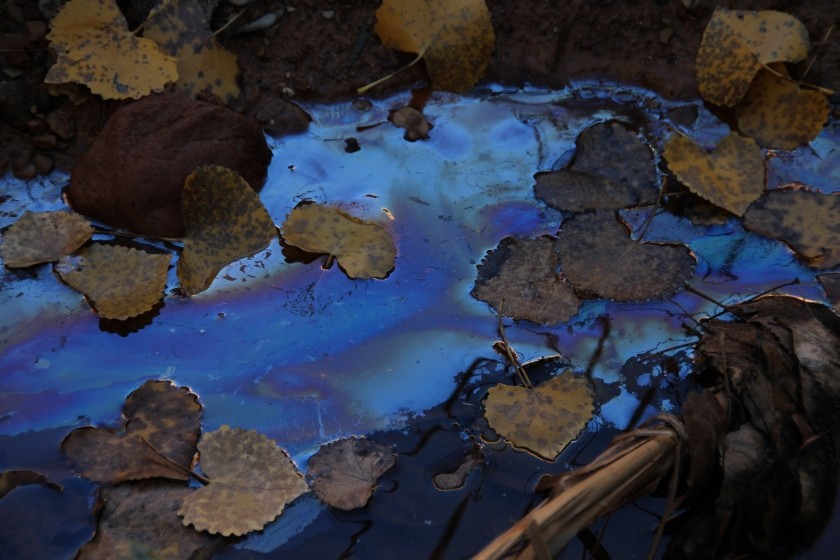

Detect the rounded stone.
[{"left": 67, "top": 92, "right": 272, "bottom": 238}]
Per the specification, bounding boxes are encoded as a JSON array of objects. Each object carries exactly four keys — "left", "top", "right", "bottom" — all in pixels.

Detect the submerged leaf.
[
  {"left": 743, "top": 186, "right": 840, "bottom": 269},
  {"left": 281, "top": 203, "right": 396, "bottom": 279},
  {"left": 44, "top": 0, "right": 178, "bottom": 99},
  {"left": 307, "top": 437, "right": 396, "bottom": 511},
  {"left": 374, "top": 0, "right": 494, "bottom": 92},
  {"left": 56, "top": 243, "right": 170, "bottom": 320},
  {"left": 62, "top": 380, "right": 202, "bottom": 483},
  {"left": 484, "top": 373, "right": 593, "bottom": 461},
  {"left": 472, "top": 236, "right": 580, "bottom": 325},
  {"left": 735, "top": 67, "right": 829, "bottom": 149},
  {"left": 696, "top": 8, "right": 809, "bottom": 106},
  {"left": 664, "top": 132, "right": 764, "bottom": 216},
  {"left": 178, "top": 165, "right": 276, "bottom": 295},
  {"left": 0, "top": 470, "right": 54, "bottom": 499},
  {"left": 178, "top": 426, "right": 309, "bottom": 537},
  {"left": 0, "top": 210, "right": 92, "bottom": 268},
  {"left": 145, "top": 0, "right": 239, "bottom": 102},
  {"left": 556, "top": 211, "right": 695, "bottom": 302}
]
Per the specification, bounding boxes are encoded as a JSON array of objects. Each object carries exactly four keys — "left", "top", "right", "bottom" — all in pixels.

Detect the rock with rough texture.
[{"left": 67, "top": 92, "right": 272, "bottom": 238}]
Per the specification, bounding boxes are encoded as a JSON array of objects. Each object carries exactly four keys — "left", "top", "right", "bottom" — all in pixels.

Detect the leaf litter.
[{"left": 0, "top": 210, "right": 92, "bottom": 268}]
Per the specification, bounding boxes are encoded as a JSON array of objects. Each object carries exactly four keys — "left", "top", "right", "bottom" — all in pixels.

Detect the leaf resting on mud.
[
  {"left": 281, "top": 203, "right": 396, "bottom": 279},
  {"left": 178, "top": 426, "right": 309, "bottom": 537},
  {"left": 484, "top": 372, "right": 593, "bottom": 461},
  {"left": 177, "top": 165, "right": 276, "bottom": 296},
  {"left": 0, "top": 210, "right": 92, "bottom": 268},
  {"left": 555, "top": 211, "right": 695, "bottom": 302},
  {"left": 56, "top": 243, "right": 171, "bottom": 320},
  {"left": 664, "top": 132, "right": 764, "bottom": 216},
  {"left": 472, "top": 236, "right": 580, "bottom": 325},
  {"left": 743, "top": 187, "right": 840, "bottom": 269},
  {"left": 374, "top": 0, "right": 494, "bottom": 92},
  {"left": 307, "top": 437, "right": 396, "bottom": 511}
]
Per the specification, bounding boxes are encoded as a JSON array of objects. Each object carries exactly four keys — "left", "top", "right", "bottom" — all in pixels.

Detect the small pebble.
[
  {"left": 33, "top": 153, "right": 54, "bottom": 175},
  {"left": 351, "top": 98, "right": 373, "bottom": 112},
  {"left": 322, "top": 10, "right": 334, "bottom": 19}
]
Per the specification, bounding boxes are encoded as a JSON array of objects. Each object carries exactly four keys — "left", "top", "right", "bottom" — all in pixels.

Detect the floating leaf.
[
  {"left": 0, "top": 210, "right": 92, "bottom": 268},
  {"left": 374, "top": 0, "right": 494, "bottom": 92},
  {"left": 664, "top": 132, "right": 764, "bottom": 216},
  {"left": 62, "top": 380, "right": 201, "bottom": 483},
  {"left": 78, "top": 481, "right": 220, "bottom": 560},
  {"left": 735, "top": 66, "right": 829, "bottom": 149},
  {"left": 484, "top": 372, "right": 593, "bottom": 461},
  {"left": 0, "top": 470, "right": 55, "bottom": 499},
  {"left": 535, "top": 122, "right": 657, "bottom": 212},
  {"left": 145, "top": 0, "right": 239, "bottom": 102},
  {"left": 281, "top": 203, "right": 396, "bottom": 280},
  {"left": 472, "top": 236, "right": 580, "bottom": 325},
  {"left": 432, "top": 448, "right": 483, "bottom": 491},
  {"left": 556, "top": 211, "right": 695, "bottom": 301},
  {"left": 56, "top": 243, "right": 171, "bottom": 320},
  {"left": 307, "top": 437, "right": 396, "bottom": 511},
  {"left": 696, "top": 8, "right": 809, "bottom": 106},
  {"left": 178, "top": 426, "right": 308, "bottom": 536},
  {"left": 177, "top": 165, "right": 276, "bottom": 296},
  {"left": 44, "top": 0, "right": 178, "bottom": 99},
  {"left": 743, "top": 187, "right": 840, "bottom": 269},
  {"left": 390, "top": 106, "right": 433, "bottom": 141}
]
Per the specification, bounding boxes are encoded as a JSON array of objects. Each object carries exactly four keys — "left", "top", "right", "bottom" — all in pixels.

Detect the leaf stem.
[
  {"left": 496, "top": 304, "right": 533, "bottom": 389},
  {"left": 139, "top": 437, "right": 210, "bottom": 485},
  {"left": 357, "top": 48, "right": 427, "bottom": 94}
]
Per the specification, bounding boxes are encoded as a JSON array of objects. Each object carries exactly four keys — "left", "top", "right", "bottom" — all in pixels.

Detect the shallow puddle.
[{"left": 1, "top": 83, "right": 838, "bottom": 558}]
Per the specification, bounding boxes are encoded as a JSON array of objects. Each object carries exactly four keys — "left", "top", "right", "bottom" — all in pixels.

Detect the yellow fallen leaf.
[
  {"left": 177, "top": 166, "right": 276, "bottom": 296},
  {"left": 0, "top": 210, "right": 92, "bottom": 268},
  {"left": 735, "top": 66, "right": 830, "bottom": 149},
  {"left": 664, "top": 132, "right": 764, "bottom": 216},
  {"left": 178, "top": 426, "right": 309, "bottom": 537},
  {"left": 696, "top": 8, "right": 809, "bottom": 106},
  {"left": 56, "top": 243, "right": 171, "bottom": 320},
  {"left": 44, "top": 0, "right": 178, "bottom": 99},
  {"left": 145, "top": 0, "right": 240, "bottom": 103},
  {"left": 484, "top": 373, "right": 593, "bottom": 461},
  {"left": 373, "top": 0, "right": 494, "bottom": 92},
  {"left": 281, "top": 203, "right": 396, "bottom": 280}
]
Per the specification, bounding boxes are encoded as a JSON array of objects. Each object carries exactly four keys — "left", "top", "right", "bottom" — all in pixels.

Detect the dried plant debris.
[
  {"left": 307, "top": 437, "right": 397, "bottom": 511},
  {"left": 389, "top": 106, "right": 433, "bottom": 141},
  {"left": 62, "top": 380, "right": 202, "bottom": 483},
  {"left": 555, "top": 211, "right": 695, "bottom": 302},
  {"left": 0, "top": 210, "right": 92, "bottom": 268},
  {"left": 56, "top": 244, "right": 171, "bottom": 320},
  {"left": 735, "top": 65, "right": 830, "bottom": 149},
  {"left": 374, "top": 0, "right": 494, "bottom": 91},
  {"left": 472, "top": 236, "right": 581, "bottom": 325},
  {"left": 664, "top": 132, "right": 764, "bottom": 216},
  {"left": 696, "top": 8, "right": 809, "bottom": 107},
  {"left": 535, "top": 122, "right": 658, "bottom": 212},
  {"left": 483, "top": 372, "right": 593, "bottom": 461},
  {"left": 0, "top": 470, "right": 57, "bottom": 499},
  {"left": 281, "top": 202, "right": 396, "bottom": 279},
  {"left": 817, "top": 273, "right": 840, "bottom": 313},
  {"left": 178, "top": 426, "right": 308, "bottom": 537},
  {"left": 45, "top": 0, "right": 178, "bottom": 99},
  {"left": 177, "top": 165, "right": 276, "bottom": 296},
  {"left": 743, "top": 186, "right": 840, "bottom": 269}
]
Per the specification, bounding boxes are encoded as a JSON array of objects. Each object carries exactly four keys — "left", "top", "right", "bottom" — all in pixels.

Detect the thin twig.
[
  {"left": 496, "top": 304, "right": 533, "bottom": 389},
  {"left": 139, "top": 437, "right": 210, "bottom": 485}
]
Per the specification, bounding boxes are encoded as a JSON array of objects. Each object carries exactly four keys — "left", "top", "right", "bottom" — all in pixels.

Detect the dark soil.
[{"left": 1, "top": 0, "right": 839, "bottom": 180}]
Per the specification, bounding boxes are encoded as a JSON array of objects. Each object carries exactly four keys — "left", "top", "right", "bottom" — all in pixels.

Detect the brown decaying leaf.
[
  {"left": 144, "top": 0, "right": 240, "bottom": 102},
  {"left": 44, "top": 0, "right": 178, "bottom": 99},
  {"left": 743, "top": 186, "right": 840, "bottom": 269},
  {"left": 817, "top": 273, "right": 840, "bottom": 313},
  {"left": 0, "top": 470, "right": 54, "bottom": 499},
  {"left": 77, "top": 481, "right": 220, "bottom": 560},
  {"left": 177, "top": 165, "right": 276, "bottom": 295},
  {"left": 389, "top": 106, "right": 433, "bottom": 141},
  {"left": 696, "top": 8, "right": 809, "bottom": 106},
  {"left": 735, "top": 66, "right": 829, "bottom": 149},
  {"left": 483, "top": 372, "right": 593, "bottom": 461},
  {"left": 178, "top": 425, "right": 309, "bottom": 536},
  {"left": 0, "top": 210, "right": 92, "bottom": 268},
  {"left": 307, "top": 437, "right": 396, "bottom": 510},
  {"left": 374, "top": 0, "right": 494, "bottom": 92},
  {"left": 432, "top": 449, "right": 483, "bottom": 491},
  {"left": 664, "top": 132, "right": 764, "bottom": 216},
  {"left": 55, "top": 243, "right": 171, "bottom": 320},
  {"left": 555, "top": 211, "right": 695, "bottom": 302},
  {"left": 281, "top": 203, "right": 396, "bottom": 280},
  {"left": 62, "top": 380, "right": 202, "bottom": 483},
  {"left": 472, "top": 236, "right": 580, "bottom": 325}
]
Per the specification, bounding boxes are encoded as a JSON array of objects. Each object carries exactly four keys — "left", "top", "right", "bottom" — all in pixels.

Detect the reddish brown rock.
[{"left": 67, "top": 92, "right": 272, "bottom": 238}]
